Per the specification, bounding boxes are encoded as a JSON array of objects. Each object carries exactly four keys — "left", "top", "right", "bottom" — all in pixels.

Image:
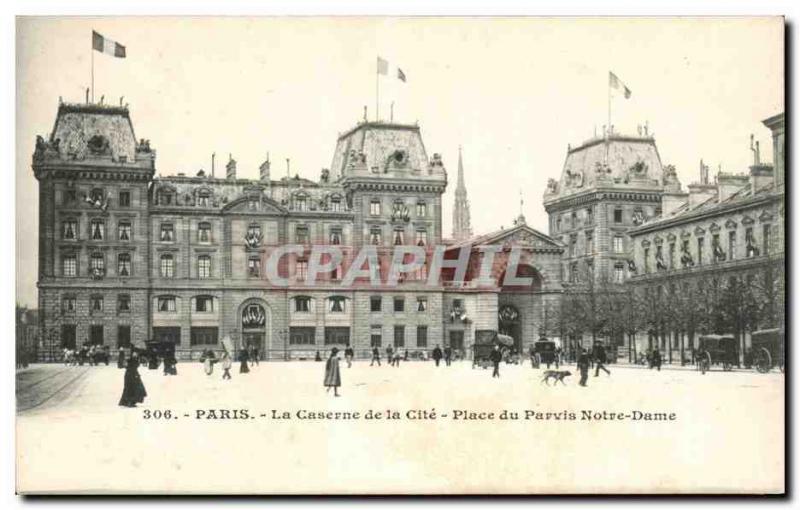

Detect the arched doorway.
[
  {"left": 239, "top": 300, "right": 271, "bottom": 357},
  {"left": 498, "top": 304, "right": 522, "bottom": 352}
]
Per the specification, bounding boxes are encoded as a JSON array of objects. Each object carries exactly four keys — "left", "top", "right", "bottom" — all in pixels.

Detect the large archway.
[{"left": 237, "top": 299, "right": 272, "bottom": 357}]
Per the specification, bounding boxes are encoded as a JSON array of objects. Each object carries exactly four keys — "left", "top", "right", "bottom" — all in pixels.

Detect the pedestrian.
[
  {"left": 594, "top": 344, "right": 611, "bottom": 377},
  {"left": 652, "top": 347, "right": 662, "bottom": 371},
  {"left": 432, "top": 345, "right": 443, "bottom": 367},
  {"left": 392, "top": 352, "right": 401, "bottom": 367},
  {"left": 239, "top": 347, "right": 250, "bottom": 374},
  {"left": 251, "top": 346, "right": 260, "bottom": 366},
  {"left": 117, "top": 348, "right": 126, "bottom": 369},
  {"left": 315, "top": 350, "right": 322, "bottom": 362},
  {"left": 324, "top": 348, "right": 342, "bottom": 397},
  {"left": 202, "top": 349, "right": 216, "bottom": 376},
  {"left": 403, "top": 349, "right": 409, "bottom": 361},
  {"left": 529, "top": 344, "right": 537, "bottom": 368},
  {"left": 118, "top": 351, "right": 147, "bottom": 408},
  {"left": 577, "top": 348, "right": 591, "bottom": 387},
  {"left": 385, "top": 345, "right": 394, "bottom": 366},
  {"left": 490, "top": 344, "right": 502, "bottom": 378},
  {"left": 370, "top": 346, "right": 381, "bottom": 366},
  {"left": 221, "top": 351, "right": 233, "bottom": 380},
  {"left": 444, "top": 345, "right": 452, "bottom": 366}
]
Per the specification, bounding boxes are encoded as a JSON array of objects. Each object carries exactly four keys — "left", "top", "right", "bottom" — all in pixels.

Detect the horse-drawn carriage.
[
  {"left": 750, "top": 328, "right": 784, "bottom": 373},
  {"left": 530, "top": 338, "right": 558, "bottom": 368},
  {"left": 472, "top": 330, "right": 513, "bottom": 369},
  {"left": 695, "top": 334, "right": 738, "bottom": 374}
]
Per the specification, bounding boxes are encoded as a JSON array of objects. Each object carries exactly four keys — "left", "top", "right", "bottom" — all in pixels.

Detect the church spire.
[{"left": 452, "top": 145, "right": 473, "bottom": 241}]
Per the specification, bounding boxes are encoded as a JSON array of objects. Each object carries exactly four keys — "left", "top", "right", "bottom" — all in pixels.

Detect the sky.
[{"left": 15, "top": 17, "right": 784, "bottom": 307}]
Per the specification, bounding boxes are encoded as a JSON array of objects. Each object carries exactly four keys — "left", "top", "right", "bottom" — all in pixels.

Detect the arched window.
[
  {"left": 197, "top": 191, "right": 211, "bottom": 207},
  {"left": 117, "top": 253, "right": 131, "bottom": 277},
  {"left": 160, "top": 254, "right": 175, "bottom": 278}
]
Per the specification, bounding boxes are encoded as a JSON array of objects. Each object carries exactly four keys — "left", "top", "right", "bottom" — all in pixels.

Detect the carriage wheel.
[{"left": 755, "top": 348, "right": 772, "bottom": 374}]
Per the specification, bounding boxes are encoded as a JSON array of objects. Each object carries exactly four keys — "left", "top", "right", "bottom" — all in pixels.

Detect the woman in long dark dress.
[
  {"left": 324, "top": 348, "right": 342, "bottom": 397},
  {"left": 239, "top": 348, "right": 250, "bottom": 374},
  {"left": 119, "top": 352, "right": 147, "bottom": 408}
]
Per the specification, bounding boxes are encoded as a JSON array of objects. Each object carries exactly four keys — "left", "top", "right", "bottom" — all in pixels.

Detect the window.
[
  {"left": 89, "top": 325, "right": 104, "bottom": 346},
  {"left": 294, "top": 196, "right": 307, "bottom": 211},
  {"left": 160, "top": 254, "right": 175, "bottom": 278},
  {"left": 117, "top": 326, "right": 131, "bottom": 348},
  {"left": 571, "top": 212, "right": 577, "bottom": 228},
  {"left": 416, "top": 326, "right": 428, "bottom": 348},
  {"left": 158, "top": 190, "right": 173, "bottom": 205},
  {"left": 247, "top": 224, "right": 261, "bottom": 239},
  {"left": 325, "top": 327, "right": 350, "bottom": 345},
  {"left": 329, "top": 228, "right": 342, "bottom": 245},
  {"left": 160, "top": 223, "right": 174, "bottom": 242},
  {"left": 370, "top": 325, "right": 382, "bottom": 347},
  {"left": 119, "top": 191, "right": 130, "bottom": 207},
  {"left": 415, "top": 230, "right": 427, "bottom": 246},
  {"left": 370, "top": 296, "right": 382, "bottom": 312},
  {"left": 614, "top": 263, "right": 625, "bottom": 283},
  {"left": 90, "top": 253, "right": 105, "bottom": 276},
  {"left": 64, "top": 189, "right": 77, "bottom": 205},
  {"left": 198, "top": 255, "right": 211, "bottom": 278},
  {"left": 117, "top": 253, "right": 131, "bottom": 277},
  {"left": 669, "top": 243, "right": 676, "bottom": 268},
  {"left": 118, "top": 294, "right": 131, "bottom": 313},
  {"left": 413, "top": 262, "right": 429, "bottom": 282},
  {"left": 190, "top": 327, "right": 218, "bottom": 346},
  {"left": 248, "top": 257, "right": 261, "bottom": 277},
  {"left": 763, "top": 224, "right": 771, "bottom": 255},
  {"left": 62, "top": 220, "right": 77, "bottom": 240},
  {"left": 294, "top": 296, "right": 311, "bottom": 312},
  {"left": 586, "top": 207, "right": 594, "bottom": 225},
  {"left": 728, "top": 231, "right": 737, "bottom": 260},
  {"left": 62, "top": 296, "right": 77, "bottom": 313},
  {"left": 614, "top": 208, "right": 623, "bottom": 224},
  {"left": 417, "top": 297, "right": 427, "bottom": 312},
  {"left": 394, "top": 297, "right": 405, "bottom": 312},
  {"left": 90, "top": 219, "right": 105, "bottom": 240},
  {"left": 393, "top": 325, "right": 405, "bottom": 348},
  {"left": 330, "top": 196, "right": 342, "bottom": 212},
  {"left": 63, "top": 255, "right": 77, "bottom": 277},
  {"left": 296, "top": 260, "right": 308, "bottom": 280},
  {"left": 370, "top": 199, "right": 381, "bottom": 216},
  {"left": 195, "top": 295, "right": 214, "bottom": 312},
  {"left": 453, "top": 299, "right": 463, "bottom": 310},
  {"left": 89, "top": 188, "right": 104, "bottom": 204},
  {"left": 570, "top": 262, "right": 578, "bottom": 282},
  {"left": 555, "top": 217, "right": 562, "bottom": 233},
  {"left": 295, "top": 226, "right": 309, "bottom": 244},
  {"left": 643, "top": 248, "right": 650, "bottom": 273},
  {"left": 290, "top": 326, "right": 316, "bottom": 345},
  {"left": 745, "top": 227, "right": 756, "bottom": 257},
  {"left": 61, "top": 325, "right": 77, "bottom": 350},
  {"left": 328, "top": 296, "right": 347, "bottom": 313},
  {"left": 157, "top": 296, "right": 177, "bottom": 312},
  {"left": 609, "top": 236, "right": 621, "bottom": 254},
  {"left": 248, "top": 197, "right": 259, "bottom": 210},
  {"left": 198, "top": 222, "right": 211, "bottom": 243},
  {"left": 370, "top": 227, "right": 382, "bottom": 245},
  {"left": 118, "top": 221, "right": 131, "bottom": 241},
  {"left": 569, "top": 235, "right": 577, "bottom": 257},
  {"left": 393, "top": 228, "right": 405, "bottom": 245},
  {"left": 585, "top": 231, "right": 594, "bottom": 254},
  {"left": 90, "top": 295, "right": 104, "bottom": 312},
  {"left": 697, "top": 238, "right": 704, "bottom": 266},
  {"left": 197, "top": 193, "right": 210, "bottom": 207},
  {"left": 416, "top": 202, "right": 427, "bottom": 217}
]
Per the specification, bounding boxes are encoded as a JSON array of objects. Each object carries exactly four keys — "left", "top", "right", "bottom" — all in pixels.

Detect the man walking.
[
  {"left": 432, "top": 345, "right": 443, "bottom": 367},
  {"left": 594, "top": 344, "right": 611, "bottom": 377},
  {"left": 490, "top": 345, "right": 502, "bottom": 378},
  {"left": 344, "top": 345, "right": 354, "bottom": 368},
  {"left": 577, "top": 348, "right": 590, "bottom": 387},
  {"left": 444, "top": 345, "right": 452, "bottom": 366},
  {"left": 385, "top": 345, "right": 394, "bottom": 367},
  {"left": 370, "top": 346, "right": 381, "bottom": 366}
]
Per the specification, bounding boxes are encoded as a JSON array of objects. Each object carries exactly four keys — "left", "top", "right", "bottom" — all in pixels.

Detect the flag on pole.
[
  {"left": 377, "top": 56, "right": 388, "bottom": 75},
  {"left": 92, "top": 30, "right": 126, "bottom": 58},
  {"left": 609, "top": 71, "right": 631, "bottom": 98},
  {"left": 397, "top": 68, "right": 406, "bottom": 82}
]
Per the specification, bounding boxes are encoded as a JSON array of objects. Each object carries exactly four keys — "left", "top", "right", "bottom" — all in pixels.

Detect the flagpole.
[
  {"left": 375, "top": 62, "right": 379, "bottom": 122},
  {"left": 91, "top": 41, "right": 94, "bottom": 103},
  {"left": 607, "top": 72, "right": 611, "bottom": 135}
]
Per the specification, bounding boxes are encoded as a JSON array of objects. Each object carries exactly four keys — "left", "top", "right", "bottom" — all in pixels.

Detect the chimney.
[
  {"left": 687, "top": 182, "right": 717, "bottom": 209},
  {"left": 715, "top": 173, "right": 749, "bottom": 203},
  {"left": 259, "top": 152, "right": 271, "bottom": 183},
  {"left": 211, "top": 153, "right": 216, "bottom": 178},
  {"left": 749, "top": 164, "right": 774, "bottom": 192},
  {"left": 226, "top": 153, "right": 237, "bottom": 180},
  {"left": 699, "top": 159, "right": 710, "bottom": 185}
]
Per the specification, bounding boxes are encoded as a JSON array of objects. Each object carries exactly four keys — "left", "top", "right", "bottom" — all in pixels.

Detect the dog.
[{"left": 540, "top": 370, "right": 572, "bottom": 386}]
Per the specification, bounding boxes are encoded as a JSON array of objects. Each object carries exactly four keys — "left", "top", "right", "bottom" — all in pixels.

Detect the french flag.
[{"left": 92, "top": 30, "right": 126, "bottom": 58}]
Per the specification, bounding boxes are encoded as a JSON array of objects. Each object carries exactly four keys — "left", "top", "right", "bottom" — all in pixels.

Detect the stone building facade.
[
  {"left": 33, "top": 100, "right": 564, "bottom": 360},
  {"left": 627, "top": 113, "right": 785, "bottom": 360}
]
